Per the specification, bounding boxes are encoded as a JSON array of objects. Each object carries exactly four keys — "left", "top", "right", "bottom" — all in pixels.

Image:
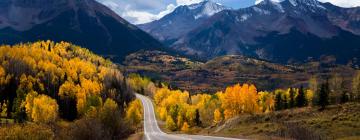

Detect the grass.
[
  {"left": 126, "top": 132, "right": 144, "bottom": 140},
  {"left": 0, "top": 118, "right": 14, "bottom": 124},
  {"left": 208, "top": 102, "right": 360, "bottom": 140}
]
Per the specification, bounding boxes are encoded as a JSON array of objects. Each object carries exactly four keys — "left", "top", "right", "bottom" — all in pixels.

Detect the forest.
[
  {"left": 0, "top": 41, "right": 142, "bottom": 139},
  {"left": 129, "top": 72, "right": 360, "bottom": 133},
  {"left": 0, "top": 41, "right": 359, "bottom": 139}
]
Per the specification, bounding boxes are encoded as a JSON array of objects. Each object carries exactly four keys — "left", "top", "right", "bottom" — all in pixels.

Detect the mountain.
[
  {"left": 0, "top": 0, "right": 163, "bottom": 62},
  {"left": 171, "top": 0, "right": 360, "bottom": 65},
  {"left": 138, "top": 0, "right": 229, "bottom": 46}
]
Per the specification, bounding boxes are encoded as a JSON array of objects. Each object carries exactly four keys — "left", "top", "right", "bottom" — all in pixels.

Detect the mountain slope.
[
  {"left": 171, "top": 0, "right": 360, "bottom": 65},
  {"left": 0, "top": 0, "right": 163, "bottom": 62},
  {"left": 138, "top": 0, "right": 229, "bottom": 46}
]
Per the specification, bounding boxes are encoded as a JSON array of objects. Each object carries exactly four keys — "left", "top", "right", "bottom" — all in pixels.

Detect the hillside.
[
  {"left": 0, "top": 41, "right": 139, "bottom": 139},
  {"left": 0, "top": 0, "right": 163, "bottom": 62},
  {"left": 168, "top": 0, "right": 360, "bottom": 65},
  {"left": 123, "top": 50, "right": 356, "bottom": 93},
  {"left": 204, "top": 103, "right": 360, "bottom": 140}
]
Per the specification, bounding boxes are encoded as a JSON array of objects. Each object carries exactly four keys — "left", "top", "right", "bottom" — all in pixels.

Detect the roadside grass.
[
  {"left": 126, "top": 132, "right": 144, "bottom": 140},
  {"left": 211, "top": 102, "right": 360, "bottom": 140}
]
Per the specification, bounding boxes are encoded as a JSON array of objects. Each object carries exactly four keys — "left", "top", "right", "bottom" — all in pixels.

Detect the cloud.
[
  {"left": 98, "top": 0, "right": 207, "bottom": 24},
  {"left": 318, "top": 0, "right": 360, "bottom": 7},
  {"left": 123, "top": 4, "right": 176, "bottom": 24},
  {"left": 176, "top": 0, "right": 203, "bottom": 5},
  {"left": 255, "top": 0, "right": 283, "bottom": 4},
  {"left": 97, "top": 0, "right": 170, "bottom": 24}
]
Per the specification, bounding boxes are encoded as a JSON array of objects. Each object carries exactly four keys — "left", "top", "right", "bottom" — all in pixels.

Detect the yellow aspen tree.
[
  {"left": 166, "top": 115, "right": 177, "bottom": 131},
  {"left": 181, "top": 122, "right": 190, "bottom": 133},
  {"left": 158, "top": 107, "right": 168, "bottom": 121},
  {"left": 177, "top": 114, "right": 184, "bottom": 128},
  {"left": 25, "top": 94, "right": 59, "bottom": 123},
  {"left": 126, "top": 99, "right": 143, "bottom": 126},
  {"left": 213, "top": 109, "right": 222, "bottom": 124}
]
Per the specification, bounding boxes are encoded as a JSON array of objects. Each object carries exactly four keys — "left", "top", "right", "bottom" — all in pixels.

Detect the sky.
[{"left": 96, "top": 0, "right": 360, "bottom": 24}]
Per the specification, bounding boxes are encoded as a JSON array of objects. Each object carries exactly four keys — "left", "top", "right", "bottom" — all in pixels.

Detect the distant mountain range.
[
  {"left": 138, "top": 1, "right": 230, "bottom": 46},
  {"left": 140, "top": 0, "right": 360, "bottom": 65},
  {"left": 0, "top": 0, "right": 163, "bottom": 62}
]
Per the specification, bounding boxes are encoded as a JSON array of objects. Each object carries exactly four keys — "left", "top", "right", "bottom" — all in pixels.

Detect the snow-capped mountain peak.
[
  {"left": 289, "top": 0, "right": 325, "bottom": 9},
  {"left": 257, "top": 0, "right": 285, "bottom": 13},
  {"left": 138, "top": 0, "right": 230, "bottom": 42},
  {"left": 188, "top": 0, "right": 230, "bottom": 19}
]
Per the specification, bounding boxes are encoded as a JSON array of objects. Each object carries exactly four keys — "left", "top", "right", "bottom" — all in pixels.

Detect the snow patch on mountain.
[
  {"left": 289, "top": 0, "right": 298, "bottom": 6},
  {"left": 253, "top": 7, "right": 271, "bottom": 15},
  {"left": 192, "top": 1, "right": 229, "bottom": 20}
]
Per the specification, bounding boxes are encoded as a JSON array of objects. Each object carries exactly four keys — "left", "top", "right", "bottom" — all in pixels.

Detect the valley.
[
  {"left": 0, "top": 0, "right": 359, "bottom": 140},
  {"left": 123, "top": 50, "right": 356, "bottom": 93}
]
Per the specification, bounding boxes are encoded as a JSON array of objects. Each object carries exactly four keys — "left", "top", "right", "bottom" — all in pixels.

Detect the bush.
[
  {"left": 62, "top": 99, "right": 133, "bottom": 140},
  {"left": 166, "top": 115, "right": 177, "bottom": 131},
  {"left": 0, "top": 123, "right": 54, "bottom": 140}
]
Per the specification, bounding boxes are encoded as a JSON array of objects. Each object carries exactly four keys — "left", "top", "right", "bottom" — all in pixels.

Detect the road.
[{"left": 136, "top": 94, "right": 244, "bottom": 140}]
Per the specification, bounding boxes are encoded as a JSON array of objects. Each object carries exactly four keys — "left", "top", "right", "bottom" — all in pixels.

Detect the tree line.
[{"left": 130, "top": 71, "right": 360, "bottom": 132}]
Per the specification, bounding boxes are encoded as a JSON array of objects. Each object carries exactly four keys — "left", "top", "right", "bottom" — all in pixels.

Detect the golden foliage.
[
  {"left": 181, "top": 122, "right": 190, "bottom": 133},
  {"left": 213, "top": 109, "right": 222, "bottom": 124},
  {"left": 125, "top": 99, "right": 143, "bottom": 126},
  {"left": 166, "top": 115, "right": 177, "bottom": 131},
  {"left": 25, "top": 92, "right": 59, "bottom": 123}
]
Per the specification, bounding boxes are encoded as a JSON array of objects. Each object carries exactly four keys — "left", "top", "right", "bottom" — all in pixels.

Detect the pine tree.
[
  {"left": 340, "top": 79, "right": 349, "bottom": 104},
  {"left": 296, "top": 86, "right": 307, "bottom": 107},
  {"left": 289, "top": 88, "right": 296, "bottom": 108},
  {"left": 340, "top": 91, "right": 349, "bottom": 104},
  {"left": 275, "top": 93, "right": 282, "bottom": 111},
  {"left": 195, "top": 109, "right": 201, "bottom": 126},
  {"left": 318, "top": 81, "right": 330, "bottom": 110}
]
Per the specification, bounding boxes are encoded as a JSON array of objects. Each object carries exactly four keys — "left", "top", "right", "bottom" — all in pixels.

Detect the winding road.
[{"left": 136, "top": 94, "right": 243, "bottom": 140}]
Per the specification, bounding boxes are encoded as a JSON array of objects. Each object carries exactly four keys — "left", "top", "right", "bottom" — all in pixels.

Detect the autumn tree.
[
  {"left": 329, "top": 74, "right": 343, "bottom": 104},
  {"left": 213, "top": 109, "right": 222, "bottom": 124},
  {"left": 166, "top": 115, "right": 177, "bottom": 131},
  {"left": 59, "top": 81, "right": 80, "bottom": 120},
  {"left": 309, "top": 76, "right": 319, "bottom": 104},
  {"left": 25, "top": 92, "right": 59, "bottom": 123},
  {"left": 258, "top": 91, "right": 274, "bottom": 112},
  {"left": 181, "top": 122, "right": 190, "bottom": 133},
  {"left": 352, "top": 71, "right": 360, "bottom": 101},
  {"left": 125, "top": 99, "right": 143, "bottom": 127}
]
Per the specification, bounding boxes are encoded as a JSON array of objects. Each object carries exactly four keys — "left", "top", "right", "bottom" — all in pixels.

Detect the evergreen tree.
[
  {"left": 275, "top": 93, "right": 282, "bottom": 111},
  {"left": 283, "top": 93, "right": 289, "bottom": 109},
  {"left": 340, "top": 91, "right": 349, "bottom": 104},
  {"left": 296, "top": 86, "right": 307, "bottom": 107},
  {"left": 289, "top": 88, "right": 296, "bottom": 108},
  {"left": 318, "top": 81, "right": 330, "bottom": 110},
  {"left": 340, "top": 79, "right": 349, "bottom": 104},
  {"left": 195, "top": 109, "right": 201, "bottom": 126}
]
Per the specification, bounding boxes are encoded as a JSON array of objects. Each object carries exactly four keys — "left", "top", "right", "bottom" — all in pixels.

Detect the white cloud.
[
  {"left": 176, "top": 0, "right": 203, "bottom": 5},
  {"left": 255, "top": 0, "right": 283, "bottom": 4},
  {"left": 318, "top": 0, "right": 360, "bottom": 7},
  {"left": 122, "top": 4, "right": 176, "bottom": 24},
  {"left": 114, "top": 0, "right": 206, "bottom": 24},
  {"left": 98, "top": 0, "right": 205, "bottom": 24}
]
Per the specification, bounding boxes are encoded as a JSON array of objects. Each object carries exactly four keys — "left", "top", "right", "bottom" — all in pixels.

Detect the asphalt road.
[{"left": 136, "top": 94, "right": 244, "bottom": 140}]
